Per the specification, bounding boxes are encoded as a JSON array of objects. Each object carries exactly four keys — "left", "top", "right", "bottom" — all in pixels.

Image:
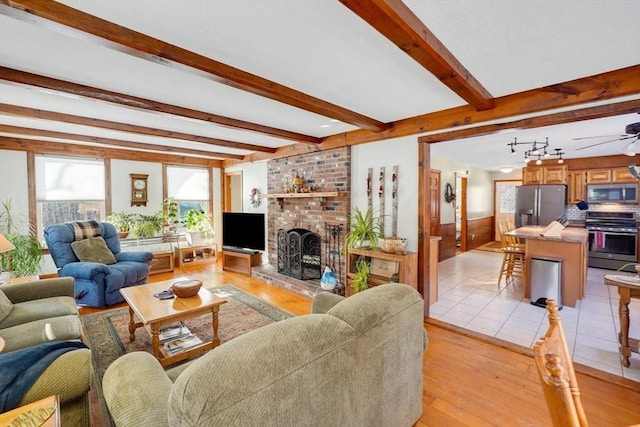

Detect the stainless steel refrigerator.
[{"left": 515, "top": 184, "right": 567, "bottom": 227}]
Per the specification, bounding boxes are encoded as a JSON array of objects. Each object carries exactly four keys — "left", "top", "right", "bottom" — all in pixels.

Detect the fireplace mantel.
[{"left": 267, "top": 191, "right": 341, "bottom": 209}]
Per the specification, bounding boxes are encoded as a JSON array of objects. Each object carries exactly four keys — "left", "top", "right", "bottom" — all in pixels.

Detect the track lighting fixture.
[{"left": 507, "top": 137, "right": 565, "bottom": 165}]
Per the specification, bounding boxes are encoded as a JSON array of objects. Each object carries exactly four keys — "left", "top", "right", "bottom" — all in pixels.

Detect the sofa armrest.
[
  {"left": 1, "top": 277, "right": 75, "bottom": 304},
  {"left": 60, "top": 262, "right": 110, "bottom": 280},
  {"left": 103, "top": 352, "right": 172, "bottom": 427},
  {"left": 115, "top": 251, "right": 154, "bottom": 264},
  {"left": 19, "top": 348, "right": 91, "bottom": 406},
  {"left": 311, "top": 292, "right": 345, "bottom": 314}
]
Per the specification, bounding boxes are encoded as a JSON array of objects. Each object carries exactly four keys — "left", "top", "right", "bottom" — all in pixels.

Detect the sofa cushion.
[
  {"left": 0, "top": 315, "right": 84, "bottom": 353},
  {"left": 0, "top": 290, "right": 12, "bottom": 323},
  {"left": 0, "top": 296, "right": 78, "bottom": 329},
  {"left": 71, "top": 237, "right": 117, "bottom": 265}
]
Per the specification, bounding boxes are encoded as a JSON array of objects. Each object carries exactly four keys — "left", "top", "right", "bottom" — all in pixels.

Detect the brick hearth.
[{"left": 252, "top": 264, "right": 345, "bottom": 299}]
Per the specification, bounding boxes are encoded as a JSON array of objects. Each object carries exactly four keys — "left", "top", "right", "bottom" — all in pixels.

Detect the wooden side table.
[
  {"left": 603, "top": 274, "right": 640, "bottom": 367},
  {"left": 0, "top": 395, "right": 60, "bottom": 426}
]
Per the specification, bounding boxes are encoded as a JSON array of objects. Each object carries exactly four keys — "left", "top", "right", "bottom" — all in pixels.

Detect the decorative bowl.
[
  {"left": 170, "top": 279, "right": 202, "bottom": 298},
  {"left": 378, "top": 237, "right": 407, "bottom": 255}
]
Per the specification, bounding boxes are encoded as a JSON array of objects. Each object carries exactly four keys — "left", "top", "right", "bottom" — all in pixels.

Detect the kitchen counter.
[
  {"left": 505, "top": 225, "right": 588, "bottom": 243},
  {"left": 506, "top": 226, "right": 588, "bottom": 307}
]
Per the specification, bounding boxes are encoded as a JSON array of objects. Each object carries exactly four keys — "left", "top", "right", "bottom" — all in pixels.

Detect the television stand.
[{"left": 222, "top": 249, "right": 262, "bottom": 276}]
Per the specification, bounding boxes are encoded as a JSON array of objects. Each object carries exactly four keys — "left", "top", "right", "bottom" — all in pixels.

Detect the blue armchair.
[{"left": 44, "top": 221, "right": 154, "bottom": 307}]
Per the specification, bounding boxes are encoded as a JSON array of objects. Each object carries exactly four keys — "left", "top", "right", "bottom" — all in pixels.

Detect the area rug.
[
  {"left": 475, "top": 241, "right": 503, "bottom": 253},
  {"left": 82, "top": 285, "right": 292, "bottom": 426}
]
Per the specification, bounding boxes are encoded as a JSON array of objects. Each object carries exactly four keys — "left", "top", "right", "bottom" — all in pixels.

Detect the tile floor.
[{"left": 430, "top": 249, "right": 640, "bottom": 382}]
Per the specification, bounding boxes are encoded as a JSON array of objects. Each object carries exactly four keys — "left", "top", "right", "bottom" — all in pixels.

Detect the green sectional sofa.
[{"left": 102, "top": 283, "right": 426, "bottom": 426}]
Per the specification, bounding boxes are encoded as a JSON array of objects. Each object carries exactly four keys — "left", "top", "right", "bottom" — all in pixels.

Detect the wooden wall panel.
[
  {"left": 438, "top": 223, "right": 457, "bottom": 261},
  {"left": 466, "top": 217, "right": 494, "bottom": 250}
]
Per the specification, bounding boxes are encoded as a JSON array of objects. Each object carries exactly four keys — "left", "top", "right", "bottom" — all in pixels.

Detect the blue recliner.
[{"left": 44, "top": 222, "right": 154, "bottom": 307}]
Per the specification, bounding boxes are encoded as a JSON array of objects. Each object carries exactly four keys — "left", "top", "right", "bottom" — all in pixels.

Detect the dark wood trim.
[
  {"left": 340, "top": 0, "right": 494, "bottom": 111},
  {"left": 26, "top": 152, "right": 36, "bottom": 230},
  {"left": 0, "top": 69, "right": 317, "bottom": 146},
  {"left": 437, "top": 223, "right": 457, "bottom": 261},
  {"left": 0, "top": 103, "right": 274, "bottom": 154},
  {"left": 0, "top": 137, "right": 223, "bottom": 168},
  {"left": 418, "top": 141, "right": 431, "bottom": 317},
  {"left": 0, "top": 123, "right": 245, "bottom": 160},
  {"left": 459, "top": 175, "right": 468, "bottom": 252},
  {"left": 0, "top": 3, "right": 387, "bottom": 132}
]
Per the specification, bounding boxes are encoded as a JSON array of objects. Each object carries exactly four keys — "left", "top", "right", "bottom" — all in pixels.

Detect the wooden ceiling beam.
[
  {"left": 340, "top": 0, "right": 494, "bottom": 111},
  {"left": 0, "top": 103, "right": 276, "bottom": 154},
  {"left": 0, "top": 67, "right": 319, "bottom": 145},
  {"left": 325, "top": 65, "right": 640, "bottom": 146},
  {"left": 0, "top": 0, "right": 388, "bottom": 132},
  {"left": 417, "top": 99, "right": 640, "bottom": 143},
  {"left": 0, "top": 136, "right": 222, "bottom": 167},
  {"left": 0, "top": 124, "right": 244, "bottom": 160}
]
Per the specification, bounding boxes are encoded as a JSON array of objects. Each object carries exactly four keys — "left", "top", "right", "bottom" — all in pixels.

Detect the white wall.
[
  {"left": 351, "top": 136, "right": 419, "bottom": 251},
  {"left": 225, "top": 161, "right": 268, "bottom": 215}
]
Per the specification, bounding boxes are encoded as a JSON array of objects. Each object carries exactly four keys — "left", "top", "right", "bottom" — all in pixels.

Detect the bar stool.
[{"left": 497, "top": 219, "right": 526, "bottom": 286}]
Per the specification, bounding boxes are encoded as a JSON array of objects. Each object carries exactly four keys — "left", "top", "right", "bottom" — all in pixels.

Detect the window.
[
  {"left": 166, "top": 165, "right": 210, "bottom": 223},
  {"left": 35, "top": 155, "right": 105, "bottom": 237}
]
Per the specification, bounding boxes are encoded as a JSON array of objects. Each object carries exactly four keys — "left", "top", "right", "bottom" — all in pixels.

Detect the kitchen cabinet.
[
  {"left": 612, "top": 167, "right": 635, "bottom": 183},
  {"left": 345, "top": 247, "right": 417, "bottom": 297},
  {"left": 586, "top": 169, "right": 612, "bottom": 183},
  {"left": 522, "top": 167, "right": 543, "bottom": 184},
  {"left": 568, "top": 171, "right": 587, "bottom": 204},
  {"left": 543, "top": 165, "right": 568, "bottom": 184},
  {"left": 522, "top": 165, "right": 567, "bottom": 185}
]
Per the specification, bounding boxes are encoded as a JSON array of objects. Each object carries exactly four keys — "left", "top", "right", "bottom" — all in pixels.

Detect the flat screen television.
[{"left": 222, "top": 212, "right": 266, "bottom": 253}]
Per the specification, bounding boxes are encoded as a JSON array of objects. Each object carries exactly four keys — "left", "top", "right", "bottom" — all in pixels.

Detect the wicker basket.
[
  {"left": 170, "top": 279, "right": 202, "bottom": 298},
  {"left": 378, "top": 237, "right": 407, "bottom": 255}
]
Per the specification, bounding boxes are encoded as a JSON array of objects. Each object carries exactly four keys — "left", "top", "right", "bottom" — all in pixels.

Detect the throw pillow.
[
  {"left": 0, "top": 290, "right": 13, "bottom": 324},
  {"left": 71, "top": 236, "right": 117, "bottom": 265}
]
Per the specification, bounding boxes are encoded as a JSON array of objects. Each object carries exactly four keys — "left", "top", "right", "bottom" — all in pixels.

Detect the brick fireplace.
[{"left": 251, "top": 147, "right": 351, "bottom": 298}]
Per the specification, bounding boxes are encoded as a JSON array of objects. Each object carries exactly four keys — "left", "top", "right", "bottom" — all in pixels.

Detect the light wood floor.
[{"left": 81, "top": 260, "right": 640, "bottom": 426}]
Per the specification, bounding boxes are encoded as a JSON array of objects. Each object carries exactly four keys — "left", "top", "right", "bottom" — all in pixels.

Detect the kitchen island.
[{"left": 505, "top": 226, "right": 588, "bottom": 308}]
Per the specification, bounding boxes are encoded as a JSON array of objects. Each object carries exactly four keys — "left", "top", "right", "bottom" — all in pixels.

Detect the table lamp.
[{"left": 0, "top": 233, "right": 16, "bottom": 282}]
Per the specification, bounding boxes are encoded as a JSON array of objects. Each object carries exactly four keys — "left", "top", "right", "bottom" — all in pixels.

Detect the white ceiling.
[{"left": 0, "top": 0, "right": 638, "bottom": 169}]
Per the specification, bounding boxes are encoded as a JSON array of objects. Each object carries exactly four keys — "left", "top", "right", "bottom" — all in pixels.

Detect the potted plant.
[
  {"left": 107, "top": 211, "right": 134, "bottom": 238},
  {"left": 0, "top": 199, "right": 43, "bottom": 277},
  {"left": 344, "top": 206, "right": 383, "bottom": 250},
  {"left": 184, "top": 209, "right": 213, "bottom": 246},
  {"left": 351, "top": 256, "right": 370, "bottom": 293},
  {"left": 129, "top": 213, "right": 164, "bottom": 240},
  {"left": 162, "top": 197, "right": 180, "bottom": 234}
]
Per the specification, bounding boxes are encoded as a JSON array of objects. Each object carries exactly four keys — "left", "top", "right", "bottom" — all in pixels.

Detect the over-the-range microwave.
[{"left": 586, "top": 183, "right": 638, "bottom": 204}]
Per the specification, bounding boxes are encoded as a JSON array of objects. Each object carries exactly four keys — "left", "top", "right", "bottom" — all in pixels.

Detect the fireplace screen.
[{"left": 277, "top": 228, "right": 321, "bottom": 280}]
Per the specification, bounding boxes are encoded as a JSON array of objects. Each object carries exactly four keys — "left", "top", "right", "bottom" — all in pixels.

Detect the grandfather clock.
[{"left": 130, "top": 174, "right": 148, "bottom": 207}]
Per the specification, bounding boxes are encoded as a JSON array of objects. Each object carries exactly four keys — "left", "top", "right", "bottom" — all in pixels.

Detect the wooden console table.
[
  {"left": 603, "top": 274, "right": 640, "bottom": 367},
  {"left": 174, "top": 244, "right": 217, "bottom": 268},
  {"left": 222, "top": 250, "right": 262, "bottom": 275}
]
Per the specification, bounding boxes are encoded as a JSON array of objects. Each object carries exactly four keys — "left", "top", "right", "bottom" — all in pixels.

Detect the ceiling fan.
[{"left": 574, "top": 121, "right": 640, "bottom": 156}]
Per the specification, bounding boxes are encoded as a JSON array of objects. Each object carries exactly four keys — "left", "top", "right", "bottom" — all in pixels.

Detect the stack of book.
[
  {"left": 159, "top": 322, "right": 203, "bottom": 355},
  {"left": 164, "top": 334, "right": 203, "bottom": 355}
]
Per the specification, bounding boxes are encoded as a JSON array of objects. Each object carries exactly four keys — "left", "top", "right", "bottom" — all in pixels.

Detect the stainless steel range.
[{"left": 585, "top": 211, "right": 638, "bottom": 272}]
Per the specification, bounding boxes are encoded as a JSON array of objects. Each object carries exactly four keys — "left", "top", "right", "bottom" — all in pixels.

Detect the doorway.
[
  {"left": 455, "top": 172, "right": 468, "bottom": 252},
  {"left": 494, "top": 179, "right": 521, "bottom": 241},
  {"left": 224, "top": 171, "right": 243, "bottom": 212}
]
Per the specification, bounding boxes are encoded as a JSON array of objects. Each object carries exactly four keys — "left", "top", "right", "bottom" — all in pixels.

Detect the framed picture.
[{"left": 370, "top": 258, "right": 399, "bottom": 278}]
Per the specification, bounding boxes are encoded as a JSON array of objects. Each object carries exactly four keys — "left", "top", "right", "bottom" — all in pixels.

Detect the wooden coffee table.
[{"left": 119, "top": 279, "right": 227, "bottom": 367}]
